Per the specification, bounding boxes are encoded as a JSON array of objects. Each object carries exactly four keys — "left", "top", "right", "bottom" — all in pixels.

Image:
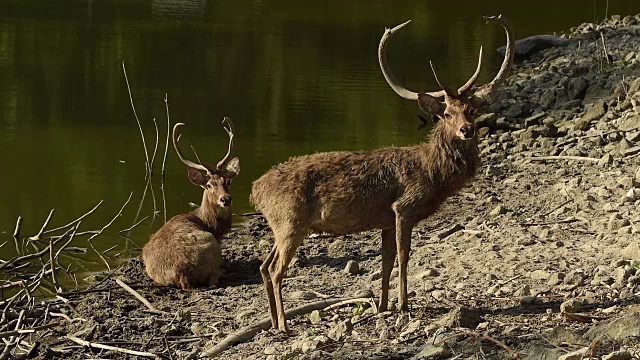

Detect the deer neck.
[
  {"left": 193, "top": 193, "right": 232, "bottom": 236},
  {"left": 422, "top": 125, "right": 480, "bottom": 182}
]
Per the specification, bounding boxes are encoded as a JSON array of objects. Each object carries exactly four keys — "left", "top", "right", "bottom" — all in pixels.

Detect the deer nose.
[
  {"left": 460, "top": 124, "right": 475, "bottom": 139},
  {"left": 220, "top": 195, "right": 232, "bottom": 207}
]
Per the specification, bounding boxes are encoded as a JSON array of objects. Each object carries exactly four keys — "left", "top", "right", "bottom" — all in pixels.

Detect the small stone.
[
  {"left": 614, "top": 267, "right": 631, "bottom": 285},
  {"left": 517, "top": 236, "right": 536, "bottom": 246},
  {"left": 415, "top": 269, "right": 439, "bottom": 280},
  {"left": 478, "top": 127, "right": 490, "bottom": 137},
  {"left": 625, "top": 188, "right": 640, "bottom": 202},
  {"left": 513, "top": 285, "right": 531, "bottom": 297},
  {"left": 327, "top": 320, "right": 353, "bottom": 341},
  {"left": 309, "top": 310, "right": 322, "bottom": 325},
  {"left": 591, "top": 275, "right": 615, "bottom": 286},
  {"left": 560, "top": 299, "right": 582, "bottom": 313},
  {"left": 599, "top": 154, "right": 614, "bottom": 166},
  {"left": 415, "top": 343, "right": 452, "bottom": 358},
  {"left": 530, "top": 269, "right": 551, "bottom": 281},
  {"left": 490, "top": 205, "right": 507, "bottom": 216},
  {"left": 628, "top": 275, "right": 640, "bottom": 285},
  {"left": 344, "top": 260, "right": 359, "bottom": 275},
  {"left": 520, "top": 296, "right": 538, "bottom": 306},
  {"left": 559, "top": 348, "right": 589, "bottom": 360},
  {"left": 548, "top": 272, "right": 566, "bottom": 286},
  {"left": 608, "top": 214, "right": 630, "bottom": 232},
  {"left": 264, "top": 346, "right": 278, "bottom": 355},
  {"left": 602, "top": 350, "right": 633, "bottom": 360},
  {"left": 564, "top": 271, "right": 585, "bottom": 286}
]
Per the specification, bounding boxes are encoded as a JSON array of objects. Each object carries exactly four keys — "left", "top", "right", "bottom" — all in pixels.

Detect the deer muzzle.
[{"left": 459, "top": 124, "right": 476, "bottom": 140}]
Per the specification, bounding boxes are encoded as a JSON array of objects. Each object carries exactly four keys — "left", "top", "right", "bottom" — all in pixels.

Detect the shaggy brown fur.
[
  {"left": 251, "top": 16, "right": 514, "bottom": 332},
  {"left": 143, "top": 119, "right": 240, "bottom": 290}
]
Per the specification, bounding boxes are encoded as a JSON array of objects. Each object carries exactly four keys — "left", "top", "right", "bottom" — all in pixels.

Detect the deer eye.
[
  {"left": 444, "top": 114, "right": 453, "bottom": 120},
  {"left": 468, "top": 109, "right": 476, "bottom": 116}
]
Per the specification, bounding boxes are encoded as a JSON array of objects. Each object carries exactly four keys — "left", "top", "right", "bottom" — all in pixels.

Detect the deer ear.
[
  {"left": 224, "top": 157, "right": 240, "bottom": 179},
  {"left": 188, "top": 168, "right": 209, "bottom": 187},
  {"left": 418, "top": 93, "right": 444, "bottom": 117}
]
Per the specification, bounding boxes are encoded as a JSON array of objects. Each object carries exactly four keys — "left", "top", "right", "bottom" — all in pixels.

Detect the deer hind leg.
[
  {"left": 260, "top": 247, "right": 278, "bottom": 329},
  {"left": 269, "top": 229, "right": 305, "bottom": 333},
  {"left": 395, "top": 219, "right": 414, "bottom": 312},
  {"left": 379, "top": 228, "right": 396, "bottom": 312}
]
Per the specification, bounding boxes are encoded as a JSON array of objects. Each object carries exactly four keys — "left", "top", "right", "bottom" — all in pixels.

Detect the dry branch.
[
  {"left": 524, "top": 155, "right": 600, "bottom": 163},
  {"left": 114, "top": 279, "right": 163, "bottom": 314},
  {"left": 12, "top": 216, "right": 22, "bottom": 239},
  {"left": 0, "top": 322, "right": 60, "bottom": 340},
  {"left": 201, "top": 291, "right": 373, "bottom": 358},
  {"left": 162, "top": 94, "right": 171, "bottom": 178},
  {"left": 28, "top": 209, "right": 55, "bottom": 241},
  {"left": 122, "top": 61, "right": 151, "bottom": 176},
  {"left": 43, "top": 200, "right": 104, "bottom": 235},
  {"left": 66, "top": 335, "right": 159, "bottom": 358}
]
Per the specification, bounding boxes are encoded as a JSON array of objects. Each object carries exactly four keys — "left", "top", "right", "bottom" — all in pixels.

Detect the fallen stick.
[
  {"left": 0, "top": 227, "right": 74, "bottom": 270},
  {"left": 114, "top": 279, "right": 163, "bottom": 314},
  {"left": 66, "top": 335, "right": 159, "bottom": 358},
  {"left": 122, "top": 61, "right": 151, "bottom": 176},
  {"left": 28, "top": 209, "right": 55, "bottom": 241},
  {"left": 324, "top": 298, "right": 376, "bottom": 312},
  {"left": 200, "top": 291, "right": 373, "bottom": 358},
  {"left": 0, "top": 322, "right": 60, "bottom": 339},
  {"left": 524, "top": 155, "right": 600, "bottom": 163},
  {"left": 12, "top": 216, "right": 22, "bottom": 239},
  {"left": 49, "top": 239, "right": 60, "bottom": 293},
  {"left": 161, "top": 94, "right": 171, "bottom": 178}
]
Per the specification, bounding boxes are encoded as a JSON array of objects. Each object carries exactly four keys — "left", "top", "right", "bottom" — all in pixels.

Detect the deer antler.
[
  {"left": 173, "top": 123, "right": 212, "bottom": 174},
  {"left": 216, "top": 117, "right": 235, "bottom": 170},
  {"left": 470, "top": 15, "right": 515, "bottom": 103},
  {"left": 457, "top": 46, "right": 483, "bottom": 95},
  {"left": 378, "top": 21, "right": 446, "bottom": 100},
  {"left": 429, "top": 61, "right": 457, "bottom": 97}
]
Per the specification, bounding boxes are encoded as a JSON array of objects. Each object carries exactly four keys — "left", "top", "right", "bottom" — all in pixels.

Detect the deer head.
[
  {"left": 172, "top": 117, "right": 240, "bottom": 208},
  {"left": 378, "top": 15, "right": 515, "bottom": 140}
]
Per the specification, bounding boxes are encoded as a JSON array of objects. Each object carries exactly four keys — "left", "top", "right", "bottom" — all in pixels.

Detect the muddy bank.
[{"left": 5, "top": 13, "right": 640, "bottom": 360}]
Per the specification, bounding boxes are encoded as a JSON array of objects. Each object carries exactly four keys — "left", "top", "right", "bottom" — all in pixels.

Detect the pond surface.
[{"left": 1, "top": 0, "right": 639, "bottom": 273}]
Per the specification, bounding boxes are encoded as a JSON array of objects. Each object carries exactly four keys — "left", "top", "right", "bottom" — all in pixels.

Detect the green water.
[{"left": 1, "top": 0, "right": 639, "bottom": 274}]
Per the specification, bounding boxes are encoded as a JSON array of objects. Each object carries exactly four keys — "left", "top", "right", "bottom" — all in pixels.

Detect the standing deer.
[
  {"left": 142, "top": 117, "right": 240, "bottom": 290},
  {"left": 250, "top": 15, "right": 514, "bottom": 332}
]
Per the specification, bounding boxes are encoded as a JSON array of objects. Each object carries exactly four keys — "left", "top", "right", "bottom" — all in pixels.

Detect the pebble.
[{"left": 344, "top": 260, "right": 360, "bottom": 275}]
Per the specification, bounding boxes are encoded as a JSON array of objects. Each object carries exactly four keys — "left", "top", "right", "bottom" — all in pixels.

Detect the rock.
[
  {"left": 327, "top": 320, "right": 353, "bottom": 341},
  {"left": 309, "top": 310, "right": 322, "bottom": 325},
  {"left": 524, "top": 113, "right": 546, "bottom": 127},
  {"left": 591, "top": 275, "right": 615, "bottom": 286},
  {"left": 598, "top": 153, "right": 614, "bottom": 167},
  {"left": 415, "top": 269, "right": 439, "bottom": 280},
  {"left": 291, "top": 291, "right": 318, "bottom": 300},
  {"left": 548, "top": 272, "right": 565, "bottom": 286},
  {"left": 564, "top": 271, "right": 585, "bottom": 286},
  {"left": 560, "top": 299, "right": 581, "bottom": 313},
  {"left": 618, "top": 176, "right": 636, "bottom": 188},
  {"left": 586, "top": 310, "right": 640, "bottom": 341},
  {"left": 628, "top": 275, "right": 640, "bottom": 285},
  {"left": 558, "top": 347, "right": 589, "bottom": 360},
  {"left": 623, "top": 146, "right": 640, "bottom": 157},
  {"left": 617, "top": 114, "right": 640, "bottom": 132},
  {"left": 435, "top": 307, "right": 483, "bottom": 329},
  {"left": 292, "top": 335, "right": 332, "bottom": 353},
  {"left": 399, "top": 320, "right": 422, "bottom": 338},
  {"left": 344, "top": 260, "right": 360, "bottom": 275},
  {"left": 520, "top": 296, "right": 541, "bottom": 306},
  {"left": 517, "top": 236, "right": 536, "bottom": 246},
  {"left": 614, "top": 267, "right": 631, "bottom": 285},
  {"left": 530, "top": 269, "right": 551, "bottom": 281},
  {"left": 475, "top": 113, "right": 497, "bottom": 129},
  {"left": 478, "top": 127, "right": 490, "bottom": 137},
  {"left": 625, "top": 188, "right": 640, "bottom": 202},
  {"left": 636, "top": 167, "right": 640, "bottom": 184},
  {"left": 608, "top": 214, "right": 629, "bottom": 232},
  {"left": 413, "top": 343, "right": 452, "bottom": 359},
  {"left": 495, "top": 117, "right": 510, "bottom": 130},
  {"left": 490, "top": 205, "right": 507, "bottom": 216},
  {"left": 514, "top": 285, "right": 531, "bottom": 297},
  {"left": 626, "top": 131, "right": 640, "bottom": 142},
  {"left": 327, "top": 239, "right": 345, "bottom": 256},
  {"left": 505, "top": 103, "right": 531, "bottom": 118},
  {"left": 603, "top": 351, "right": 633, "bottom": 360},
  {"left": 582, "top": 100, "right": 607, "bottom": 122}
]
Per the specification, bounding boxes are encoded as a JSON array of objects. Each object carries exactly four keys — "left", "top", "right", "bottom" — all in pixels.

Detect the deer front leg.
[
  {"left": 395, "top": 219, "right": 413, "bottom": 312},
  {"left": 379, "top": 228, "right": 396, "bottom": 312},
  {"left": 260, "top": 247, "right": 278, "bottom": 329}
]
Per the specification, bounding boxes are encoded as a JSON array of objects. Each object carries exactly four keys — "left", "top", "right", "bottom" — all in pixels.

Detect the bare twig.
[
  {"left": 119, "top": 216, "right": 150, "bottom": 234},
  {"left": 54, "top": 222, "right": 81, "bottom": 260},
  {"left": 0, "top": 322, "right": 60, "bottom": 339},
  {"left": 114, "top": 279, "right": 164, "bottom": 314},
  {"left": 28, "top": 209, "right": 55, "bottom": 241},
  {"left": 49, "top": 239, "right": 60, "bottom": 293},
  {"left": 0, "top": 310, "right": 25, "bottom": 360},
  {"left": 87, "top": 192, "right": 134, "bottom": 270},
  {"left": 122, "top": 61, "right": 151, "bottom": 176},
  {"left": 12, "top": 216, "right": 22, "bottom": 239},
  {"left": 324, "top": 298, "right": 377, "bottom": 312},
  {"left": 162, "top": 94, "right": 171, "bottom": 178},
  {"left": 1, "top": 227, "right": 74, "bottom": 270},
  {"left": 201, "top": 291, "right": 373, "bottom": 358},
  {"left": 524, "top": 156, "right": 600, "bottom": 163},
  {"left": 150, "top": 117, "right": 159, "bottom": 175},
  {"left": 43, "top": 200, "right": 104, "bottom": 235},
  {"left": 66, "top": 335, "right": 159, "bottom": 358}
]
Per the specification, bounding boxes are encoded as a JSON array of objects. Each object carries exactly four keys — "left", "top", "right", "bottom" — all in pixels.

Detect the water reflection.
[{"left": 0, "top": 1, "right": 638, "bottom": 268}]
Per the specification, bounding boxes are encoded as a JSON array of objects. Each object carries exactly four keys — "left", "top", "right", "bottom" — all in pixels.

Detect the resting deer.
[
  {"left": 142, "top": 117, "right": 240, "bottom": 290},
  {"left": 251, "top": 15, "right": 514, "bottom": 332}
]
